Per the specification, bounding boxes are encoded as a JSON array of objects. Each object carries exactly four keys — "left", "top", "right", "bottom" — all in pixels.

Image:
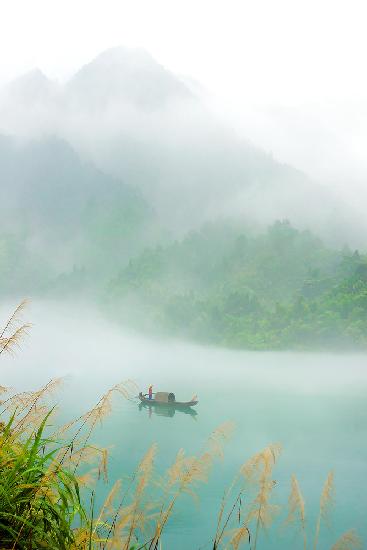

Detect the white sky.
[{"left": 1, "top": 0, "right": 367, "bottom": 187}]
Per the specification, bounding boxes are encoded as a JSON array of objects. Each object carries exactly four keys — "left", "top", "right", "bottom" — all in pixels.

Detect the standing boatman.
[{"left": 148, "top": 385, "right": 153, "bottom": 400}]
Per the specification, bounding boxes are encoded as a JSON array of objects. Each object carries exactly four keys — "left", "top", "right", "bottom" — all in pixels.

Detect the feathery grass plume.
[
  {"left": 76, "top": 468, "right": 98, "bottom": 489},
  {"left": 97, "top": 480, "right": 123, "bottom": 523},
  {"left": 0, "top": 299, "right": 28, "bottom": 339},
  {"left": 52, "top": 379, "right": 137, "bottom": 442},
  {"left": 67, "top": 443, "right": 105, "bottom": 469},
  {"left": 241, "top": 443, "right": 281, "bottom": 550},
  {"left": 7, "top": 378, "right": 63, "bottom": 436},
  {"left": 225, "top": 524, "right": 251, "bottom": 549},
  {"left": 0, "top": 380, "right": 63, "bottom": 467},
  {"left": 213, "top": 492, "right": 230, "bottom": 549},
  {"left": 61, "top": 380, "right": 136, "bottom": 473},
  {"left": 330, "top": 529, "right": 362, "bottom": 550},
  {"left": 149, "top": 423, "right": 234, "bottom": 550},
  {"left": 240, "top": 443, "right": 281, "bottom": 484},
  {"left": 213, "top": 443, "right": 281, "bottom": 550},
  {"left": 0, "top": 324, "right": 31, "bottom": 356},
  {"left": 208, "top": 421, "right": 235, "bottom": 460},
  {"left": 284, "top": 475, "right": 307, "bottom": 550},
  {"left": 0, "top": 299, "right": 30, "bottom": 357},
  {"left": 106, "top": 445, "right": 157, "bottom": 550},
  {"left": 313, "top": 471, "right": 334, "bottom": 550},
  {"left": 5, "top": 377, "right": 63, "bottom": 414},
  {"left": 51, "top": 443, "right": 109, "bottom": 502},
  {"left": 0, "top": 384, "right": 9, "bottom": 395}
]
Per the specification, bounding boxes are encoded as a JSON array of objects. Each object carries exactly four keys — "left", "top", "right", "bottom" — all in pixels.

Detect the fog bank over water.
[{"left": 2, "top": 301, "right": 367, "bottom": 397}]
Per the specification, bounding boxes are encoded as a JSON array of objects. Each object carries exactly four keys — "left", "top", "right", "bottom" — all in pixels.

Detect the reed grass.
[
  {"left": 283, "top": 472, "right": 361, "bottom": 550},
  {"left": 0, "top": 410, "right": 88, "bottom": 549},
  {"left": 284, "top": 474, "right": 307, "bottom": 549},
  {"left": 0, "top": 299, "right": 31, "bottom": 358},
  {"left": 330, "top": 530, "right": 362, "bottom": 550},
  {"left": 212, "top": 443, "right": 281, "bottom": 550}
]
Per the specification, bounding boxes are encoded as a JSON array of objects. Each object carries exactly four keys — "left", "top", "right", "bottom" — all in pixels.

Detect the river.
[{"left": 1, "top": 301, "right": 366, "bottom": 549}]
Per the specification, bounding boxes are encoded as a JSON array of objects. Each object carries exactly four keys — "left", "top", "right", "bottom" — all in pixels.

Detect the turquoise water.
[{"left": 2, "top": 302, "right": 367, "bottom": 549}]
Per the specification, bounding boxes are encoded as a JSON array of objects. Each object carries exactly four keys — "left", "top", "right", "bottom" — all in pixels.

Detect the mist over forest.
[
  {"left": 1, "top": 47, "right": 367, "bottom": 350},
  {"left": 1, "top": 3, "right": 367, "bottom": 547}
]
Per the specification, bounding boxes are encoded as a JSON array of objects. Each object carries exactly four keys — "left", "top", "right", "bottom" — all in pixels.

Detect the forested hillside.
[
  {"left": 1, "top": 49, "right": 367, "bottom": 351},
  {"left": 0, "top": 135, "right": 159, "bottom": 295},
  {"left": 108, "top": 221, "right": 367, "bottom": 350},
  {"left": 1, "top": 133, "right": 366, "bottom": 351}
]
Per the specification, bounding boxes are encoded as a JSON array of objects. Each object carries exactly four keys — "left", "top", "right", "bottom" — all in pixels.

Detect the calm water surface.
[{"left": 2, "top": 302, "right": 367, "bottom": 549}]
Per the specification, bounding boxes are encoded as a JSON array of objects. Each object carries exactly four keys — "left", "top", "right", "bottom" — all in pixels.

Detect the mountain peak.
[
  {"left": 93, "top": 46, "right": 156, "bottom": 67},
  {"left": 4, "top": 68, "right": 58, "bottom": 104},
  {"left": 67, "top": 46, "right": 194, "bottom": 111},
  {"left": 10, "top": 68, "right": 52, "bottom": 88}
]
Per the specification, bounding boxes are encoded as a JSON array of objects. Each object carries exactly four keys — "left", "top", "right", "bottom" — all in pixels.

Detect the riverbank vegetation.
[
  {"left": 0, "top": 303, "right": 362, "bottom": 548},
  {"left": 108, "top": 220, "right": 367, "bottom": 350},
  {"left": 2, "top": 211, "right": 367, "bottom": 351}
]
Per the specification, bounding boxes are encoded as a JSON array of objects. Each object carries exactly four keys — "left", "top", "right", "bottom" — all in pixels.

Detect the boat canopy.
[{"left": 155, "top": 392, "right": 176, "bottom": 403}]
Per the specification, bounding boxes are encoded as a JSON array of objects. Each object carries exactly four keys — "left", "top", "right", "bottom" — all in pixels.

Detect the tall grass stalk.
[
  {"left": 313, "top": 471, "right": 334, "bottom": 550},
  {"left": 284, "top": 474, "right": 307, "bottom": 550}
]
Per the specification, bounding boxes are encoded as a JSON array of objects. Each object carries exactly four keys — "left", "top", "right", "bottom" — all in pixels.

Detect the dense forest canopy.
[
  {"left": 107, "top": 220, "right": 367, "bottom": 350},
  {"left": 2, "top": 203, "right": 367, "bottom": 350}
]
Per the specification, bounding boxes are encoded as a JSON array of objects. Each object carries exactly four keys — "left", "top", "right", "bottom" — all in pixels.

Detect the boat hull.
[{"left": 138, "top": 394, "right": 198, "bottom": 408}]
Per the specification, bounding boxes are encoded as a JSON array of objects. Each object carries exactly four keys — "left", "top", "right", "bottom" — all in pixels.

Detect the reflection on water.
[{"left": 138, "top": 402, "right": 198, "bottom": 418}]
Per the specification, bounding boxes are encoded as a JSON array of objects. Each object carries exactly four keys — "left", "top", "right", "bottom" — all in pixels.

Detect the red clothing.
[{"left": 148, "top": 386, "right": 153, "bottom": 399}]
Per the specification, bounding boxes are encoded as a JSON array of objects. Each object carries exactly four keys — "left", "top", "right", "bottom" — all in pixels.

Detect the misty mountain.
[
  {"left": 0, "top": 69, "right": 62, "bottom": 137},
  {"left": 0, "top": 48, "right": 366, "bottom": 349},
  {"left": 0, "top": 135, "right": 156, "bottom": 293},
  {"left": 0, "top": 47, "right": 365, "bottom": 248},
  {"left": 0, "top": 135, "right": 145, "bottom": 228},
  {"left": 66, "top": 47, "right": 193, "bottom": 111},
  {"left": 4, "top": 69, "right": 59, "bottom": 106}
]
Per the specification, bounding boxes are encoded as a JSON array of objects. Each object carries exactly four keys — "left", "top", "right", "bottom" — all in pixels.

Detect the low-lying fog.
[{"left": 2, "top": 300, "right": 367, "bottom": 398}]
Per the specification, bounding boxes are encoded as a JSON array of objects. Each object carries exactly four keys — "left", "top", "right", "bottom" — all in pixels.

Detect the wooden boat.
[
  {"left": 138, "top": 402, "right": 198, "bottom": 417},
  {"left": 138, "top": 391, "right": 198, "bottom": 408}
]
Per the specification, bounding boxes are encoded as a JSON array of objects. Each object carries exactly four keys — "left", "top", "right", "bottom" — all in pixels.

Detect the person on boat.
[{"left": 148, "top": 385, "right": 153, "bottom": 400}]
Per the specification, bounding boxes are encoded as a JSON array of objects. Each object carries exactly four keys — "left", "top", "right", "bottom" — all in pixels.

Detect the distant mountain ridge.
[
  {"left": 1, "top": 47, "right": 193, "bottom": 113},
  {"left": 0, "top": 46, "right": 366, "bottom": 248}
]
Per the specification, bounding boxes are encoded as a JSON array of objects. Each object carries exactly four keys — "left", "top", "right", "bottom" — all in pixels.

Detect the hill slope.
[
  {"left": 108, "top": 220, "right": 367, "bottom": 350},
  {"left": 0, "top": 135, "right": 156, "bottom": 295},
  {"left": 0, "top": 47, "right": 362, "bottom": 246}
]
